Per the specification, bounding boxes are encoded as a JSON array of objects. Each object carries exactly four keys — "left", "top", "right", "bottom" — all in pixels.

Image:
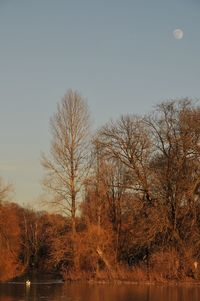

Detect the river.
[{"left": 1, "top": 281, "right": 200, "bottom": 301}]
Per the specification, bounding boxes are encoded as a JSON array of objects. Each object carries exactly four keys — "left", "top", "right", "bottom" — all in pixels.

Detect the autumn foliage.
[
  {"left": 2, "top": 97, "right": 200, "bottom": 282},
  {"left": 0, "top": 202, "right": 22, "bottom": 281}
]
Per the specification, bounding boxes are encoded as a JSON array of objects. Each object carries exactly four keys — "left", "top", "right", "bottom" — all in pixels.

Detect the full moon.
[{"left": 173, "top": 28, "right": 184, "bottom": 40}]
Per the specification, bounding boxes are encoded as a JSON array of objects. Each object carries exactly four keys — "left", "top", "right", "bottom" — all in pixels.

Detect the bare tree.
[
  {"left": 98, "top": 114, "right": 153, "bottom": 204},
  {"left": 146, "top": 99, "right": 200, "bottom": 239},
  {"left": 42, "top": 90, "right": 90, "bottom": 235},
  {"left": 0, "top": 177, "right": 12, "bottom": 203}
]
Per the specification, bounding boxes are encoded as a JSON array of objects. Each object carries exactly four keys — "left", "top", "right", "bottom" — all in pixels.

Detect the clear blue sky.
[{"left": 0, "top": 0, "right": 200, "bottom": 206}]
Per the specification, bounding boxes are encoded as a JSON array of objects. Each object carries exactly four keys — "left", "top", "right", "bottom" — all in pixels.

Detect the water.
[{"left": 1, "top": 281, "right": 200, "bottom": 301}]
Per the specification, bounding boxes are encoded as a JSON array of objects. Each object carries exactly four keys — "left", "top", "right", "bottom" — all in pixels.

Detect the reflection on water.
[{"left": 1, "top": 282, "right": 200, "bottom": 301}]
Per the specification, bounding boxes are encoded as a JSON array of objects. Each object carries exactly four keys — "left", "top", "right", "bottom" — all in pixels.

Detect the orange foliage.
[{"left": 0, "top": 203, "right": 22, "bottom": 281}]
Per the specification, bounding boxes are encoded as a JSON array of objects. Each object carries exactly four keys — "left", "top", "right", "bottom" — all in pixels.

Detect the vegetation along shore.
[{"left": 1, "top": 91, "right": 200, "bottom": 283}]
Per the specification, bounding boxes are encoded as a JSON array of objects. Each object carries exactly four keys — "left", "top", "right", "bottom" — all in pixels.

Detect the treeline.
[{"left": 1, "top": 91, "right": 200, "bottom": 282}]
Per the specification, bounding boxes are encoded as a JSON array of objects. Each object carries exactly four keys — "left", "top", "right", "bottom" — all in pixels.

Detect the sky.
[{"left": 0, "top": 0, "right": 200, "bottom": 207}]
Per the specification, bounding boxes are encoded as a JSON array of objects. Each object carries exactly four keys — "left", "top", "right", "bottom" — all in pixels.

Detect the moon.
[{"left": 173, "top": 28, "right": 184, "bottom": 40}]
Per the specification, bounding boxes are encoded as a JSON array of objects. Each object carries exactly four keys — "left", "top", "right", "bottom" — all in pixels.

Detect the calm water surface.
[{"left": 1, "top": 281, "right": 200, "bottom": 301}]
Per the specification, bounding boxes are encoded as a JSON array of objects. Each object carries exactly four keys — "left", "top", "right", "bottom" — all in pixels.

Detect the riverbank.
[
  {"left": 62, "top": 267, "right": 200, "bottom": 285},
  {"left": 2, "top": 269, "right": 200, "bottom": 287}
]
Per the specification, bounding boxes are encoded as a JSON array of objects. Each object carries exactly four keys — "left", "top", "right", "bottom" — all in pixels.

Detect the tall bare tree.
[
  {"left": 98, "top": 115, "right": 153, "bottom": 204},
  {"left": 0, "top": 177, "right": 12, "bottom": 203},
  {"left": 146, "top": 99, "right": 200, "bottom": 241},
  {"left": 42, "top": 90, "right": 90, "bottom": 234}
]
